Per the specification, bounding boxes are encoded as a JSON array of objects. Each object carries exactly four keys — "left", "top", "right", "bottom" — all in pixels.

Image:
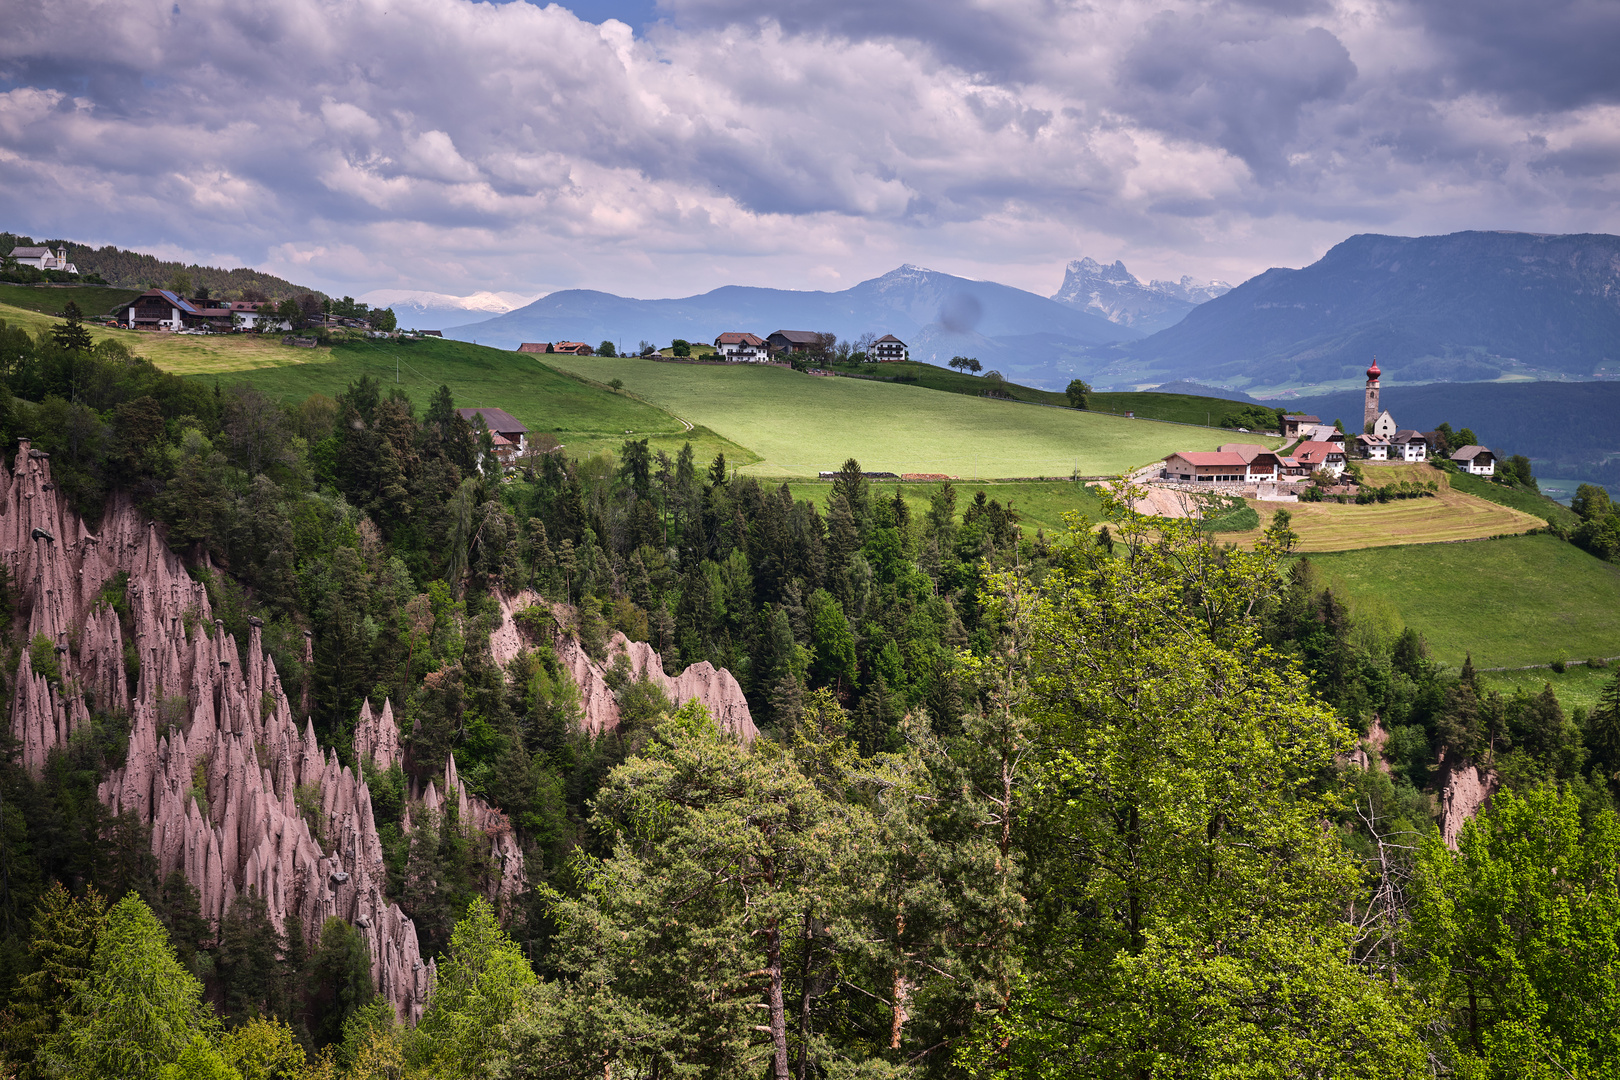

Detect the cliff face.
[{"left": 2, "top": 445, "right": 436, "bottom": 1020}]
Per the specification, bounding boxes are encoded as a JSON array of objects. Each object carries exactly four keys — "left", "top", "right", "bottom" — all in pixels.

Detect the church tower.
[{"left": 1363, "top": 357, "right": 1381, "bottom": 433}]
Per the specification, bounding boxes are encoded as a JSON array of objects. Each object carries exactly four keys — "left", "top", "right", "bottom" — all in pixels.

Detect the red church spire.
[{"left": 1366, "top": 356, "right": 1381, "bottom": 381}]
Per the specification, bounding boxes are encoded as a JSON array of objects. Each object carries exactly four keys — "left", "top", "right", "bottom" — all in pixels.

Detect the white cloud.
[{"left": 0, "top": 0, "right": 1616, "bottom": 300}]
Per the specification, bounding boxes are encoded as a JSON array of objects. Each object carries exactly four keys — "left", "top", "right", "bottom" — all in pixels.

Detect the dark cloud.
[
  {"left": 1403, "top": 0, "right": 1620, "bottom": 114},
  {"left": 1119, "top": 15, "right": 1356, "bottom": 178},
  {"left": 0, "top": 0, "right": 1615, "bottom": 302}
]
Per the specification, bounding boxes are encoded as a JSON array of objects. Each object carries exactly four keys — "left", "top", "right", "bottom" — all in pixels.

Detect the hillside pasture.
[
  {"left": 546, "top": 356, "right": 1242, "bottom": 479},
  {"left": 1302, "top": 534, "right": 1620, "bottom": 669},
  {"left": 785, "top": 479, "right": 1109, "bottom": 537},
  {"left": 213, "top": 337, "right": 729, "bottom": 454},
  {"left": 0, "top": 299, "right": 334, "bottom": 371},
  {"left": 1478, "top": 664, "right": 1619, "bottom": 716}
]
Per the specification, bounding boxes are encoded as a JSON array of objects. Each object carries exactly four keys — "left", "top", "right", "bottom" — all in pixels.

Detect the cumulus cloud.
[{"left": 0, "top": 0, "right": 1616, "bottom": 299}]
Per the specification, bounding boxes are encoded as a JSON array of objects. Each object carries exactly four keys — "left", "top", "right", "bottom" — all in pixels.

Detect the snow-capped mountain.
[
  {"left": 1051, "top": 257, "right": 1231, "bottom": 334},
  {"left": 359, "top": 289, "right": 538, "bottom": 332}
]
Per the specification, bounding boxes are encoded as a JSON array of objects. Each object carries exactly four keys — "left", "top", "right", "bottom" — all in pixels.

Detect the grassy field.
[
  {"left": 1303, "top": 534, "right": 1620, "bottom": 669},
  {"left": 0, "top": 283, "right": 140, "bottom": 315},
  {"left": 0, "top": 298, "right": 337, "bottom": 371},
  {"left": 214, "top": 337, "right": 712, "bottom": 446},
  {"left": 1478, "top": 664, "right": 1619, "bottom": 716},
  {"left": 785, "top": 479, "right": 1109, "bottom": 536},
  {"left": 1448, "top": 471, "right": 1579, "bottom": 526},
  {"left": 1224, "top": 464, "right": 1543, "bottom": 551},
  {"left": 547, "top": 356, "right": 1244, "bottom": 479}
]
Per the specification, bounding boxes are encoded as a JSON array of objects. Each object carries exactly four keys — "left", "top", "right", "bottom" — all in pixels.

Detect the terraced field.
[{"left": 1226, "top": 465, "right": 1542, "bottom": 551}]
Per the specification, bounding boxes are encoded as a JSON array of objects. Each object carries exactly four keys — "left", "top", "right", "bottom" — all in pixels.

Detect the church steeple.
[{"left": 1363, "top": 356, "right": 1381, "bottom": 433}]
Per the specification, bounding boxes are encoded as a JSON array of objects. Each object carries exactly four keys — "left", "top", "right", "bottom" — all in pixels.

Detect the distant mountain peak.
[{"left": 1051, "top": 256, "right": 1231, "bottom": 333}]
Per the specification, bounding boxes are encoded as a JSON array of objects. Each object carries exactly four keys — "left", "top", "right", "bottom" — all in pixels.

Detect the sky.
[{"left": 3, "top": 0, "right": 1620, "bottom": 304}]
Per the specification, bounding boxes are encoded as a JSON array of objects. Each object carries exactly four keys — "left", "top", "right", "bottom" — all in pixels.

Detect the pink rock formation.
[
  {"left": 493, "top": 592, "right": 756, "bottom": 740},
  {"left": 3, "top": 447, "right": 438, "bottom": 1021},
  {"left": 354, "top": 699, "right": 402, "bottom": 772},
  {"left": 1437, "top": 753, "right": 1497, "bottom": 849}
]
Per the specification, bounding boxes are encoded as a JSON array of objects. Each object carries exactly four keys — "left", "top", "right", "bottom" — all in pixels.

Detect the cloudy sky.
[{"left": 3, "top": 0, "right": 1619, "bottom": 302}]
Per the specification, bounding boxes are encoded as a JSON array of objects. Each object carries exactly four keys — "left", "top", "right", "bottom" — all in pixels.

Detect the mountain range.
[
  {"left": 361, "top": 288, "right": 537, "bottom": 332},
  {"left": 1116, "top": 231, "right": 1620, "bottom": 391},
  {"left": 443, "top": 265, "right": 1151, "bottom": 383},
  {"left": 1050, "top": 257, "right": 1231, "bottom": 334}
]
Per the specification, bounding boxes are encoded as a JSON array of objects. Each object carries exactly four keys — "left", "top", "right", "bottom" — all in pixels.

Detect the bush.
[
  {"left": 1550, "top": 658, "right": 1567, "bottom": 674},
  {"left": 29, "top": 632, "right": 60, "bottom": 685},
  {"left": 1588, "top": 657, "right": 1609, "bottom": 670}
]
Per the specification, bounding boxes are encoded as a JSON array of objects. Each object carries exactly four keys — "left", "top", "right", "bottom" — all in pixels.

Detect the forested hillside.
[
  {"left": 1, "top": 311, "right": 1619, "bottom": 1078},
  {"left": 2, "top": 232, "right": 322, "bottom": 301}
]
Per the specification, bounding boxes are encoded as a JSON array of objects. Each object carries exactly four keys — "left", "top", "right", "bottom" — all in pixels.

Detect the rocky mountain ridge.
[{"left": 1050, "top": 257, "right": 1231, "bottom": 334}]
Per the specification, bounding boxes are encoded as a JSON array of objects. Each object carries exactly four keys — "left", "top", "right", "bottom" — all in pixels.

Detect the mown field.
[
  {"left": 1303, "top": 534, "right": 1620, "bottom": 669},
  {"left": 785, "top": 479, "right": 1109, "bottom": 537},
  {"left": 1224, "top": 464, "right": 1543, "bottom": 551},
  {"left": 548, "top": 356, "right": 1240, "bottom": 479},
  {"left": 1448, "top": 471, "right": 1579, "bottom": 526}
]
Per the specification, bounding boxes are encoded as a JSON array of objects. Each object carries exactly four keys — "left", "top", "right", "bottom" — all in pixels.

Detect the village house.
[
  {"left": 1282, "top": 413, "right": 1320, "bottom": 439},
  {"left": 1355, "top": 434, "right": 1391, "bottom": 461},
  {"left": 8, "top": 245, "right": 78, "bottom": 274},
  {"left": 1291, "top": 440, "right": 1348, "bottom": 477},
  {"left": 1218, "top": 443, "right": 1283, "bottom": 480},
  {"left": 1450, "top": 445, "right": 1496, "bottom": 476},
  {"left": 123, "top": 288, "right": 197, "bottom": 330},
  {"left": 714, "top": 332, "right": 769, "bottom": 362},
  {"left": 1297, "top": 423, "right": 1345, "bottom": 445},
  {"left": 1391, "top": 430, "right": 1429, "bottom": 462},
  {"left": 552, "top": 342, "right": 593, "bottom": 356},
  {"left": 767, "top": 330, "right": 823, "bottom": 355},
  {"left": 457, "top": 407, "right": 530, "bottom": 472},
  {"left": 871, "top": 334, "right": 908, "bottom": 362}
]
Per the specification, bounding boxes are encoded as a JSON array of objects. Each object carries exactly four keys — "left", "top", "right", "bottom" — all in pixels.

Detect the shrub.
[
  {"left": 29, "top": 633, "right": 60, "bottom": 685},
  {"left": 1588, "top": 657, "right": 1610, "bottom": 670},
  {"left": 1550, "top": 658, "right": 1567, "bottom": 674}
]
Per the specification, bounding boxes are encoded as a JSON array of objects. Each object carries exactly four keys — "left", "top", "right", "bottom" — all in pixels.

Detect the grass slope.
[
  {"left": 0, "top": 283, "right": 140, "bottom": 315},
  {"left": 1479, "top": 664, "right": 1618, "bottom": 716},
  {"left": 1305, "top": 534, "right": 1620, "bottom": 669},
  {"left": 0, "top": 299, "right": 336, "bottom": 371},
  {"left": 1448, "top": 472, "right": 1578, "bottom": 527},
  {"left": 217, "top": 338, "right": 754, "bottom": 461},
  {"left": 828, "top": 359, "right": 1281, "bottom": 430},
  {"left": 785, "top": 479, "right": 1108, "bottom": 537},
  {"left": 1226, "top": 464, "right": 1543, "bottom": 551},
  {"left": 548, "top": 357, "right": 1241, "bottom": 478}
]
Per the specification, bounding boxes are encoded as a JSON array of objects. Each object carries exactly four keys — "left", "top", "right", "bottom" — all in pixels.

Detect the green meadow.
[
  {"left": 547, "top": 356, "right": 1240, "bottom": 478},
  {"left": 785, "top": 479, "right": 1109, "bottom": 537},
  {"left": 1304, "top": 534, "right": 1620, "bottom": 669}
]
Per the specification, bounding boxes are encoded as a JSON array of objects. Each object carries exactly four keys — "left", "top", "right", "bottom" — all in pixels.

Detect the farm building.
[
  {"left": 1162, "top": 450, "right": 1277, "bottom": 483},
  {"left": 1450, "top": 445, "right": 1496, "bottom": 476},
  {"left": 714, "top": 332, "right": 769, "bottom": 362},
  {"left": 871, "top": 334, "right": 908, "bottom": 362},
  {"left": 517, "top": 342, "right": 553, "bottom": 354},
  {"left": 767, "top": 330, "right": 823, "bottom": 355},
  {"left": 552, "top": 342, "right": 593, "bottom": 355},
  {"left": 457, "top": 407, "right": 529, "bottom": 455}
]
